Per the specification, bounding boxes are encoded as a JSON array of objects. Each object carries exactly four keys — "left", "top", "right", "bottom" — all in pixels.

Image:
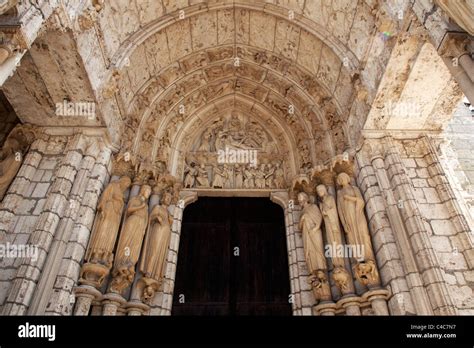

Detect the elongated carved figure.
[
  {"left": 298, "top": 192, "right": 331, "bottom": 302},
  {"left": 79, "top": 176, "right": 131, "bottom": 288},
  {"left": 316, "top": 184, "right": 354, "bottom": 295},
  {"left": 109, "top": 185, "right": 151, "bottom": 294},
  {"left": 138, "top": 192, "right": 173, "bottom": 303},
  {"left": 336, "top": 173, "right": 379, "bottom": 287}
]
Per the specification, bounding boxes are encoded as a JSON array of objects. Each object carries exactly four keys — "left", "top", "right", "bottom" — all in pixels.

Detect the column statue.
[
  {"left": 336, "top": 172, "right": 380, "bottom": 286},
  {"left": 109, "top": 185, "right": 152, "bottom": 294},
  {"left": 297, "top": 192, "right": 331, "bottom": 302},
  {"left": 316, "top": 184, "right": 354, "bottom": 294},
  {"left": 79, "top": 176, "right": 132, "bottom": 288},
  {"left": 138, "top": 191, "right": 173, "bottom": 303}
]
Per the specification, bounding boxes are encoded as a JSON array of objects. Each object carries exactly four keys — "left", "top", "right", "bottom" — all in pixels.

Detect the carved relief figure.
[
  {"left": 234, "top": 164, "right": 243, "bottom": 189},
  {"left": 255, "top": 164, "right": 266, "bottom": 189},
  {"left": 297, "top": 192, "right": 331, "bottom": 302},
  {"left": 316, "top": 184, "right": 353, "bottom": 294},
  {"left": 196, "top": 164, "right": 210, "bottom": 187},
  {"left": 336, "top": 172, "right": 379, "bottom": 286},
  {"left": 265, "top": 163, "right": 275, "bottom": 188},
  {"left": 80, "top": 176, "right": 132, "bottom": 288},
  {"left": 273, "top": 162, "right": 285, "bottom": 189},
  {"left": 223, "top": 164, "right": 233, "bottom": 188},
  {"left": 198, "top": 131, "right": 212, "bottom": 152},
  {"left": 184, "top": 163, "right": 197, "bottom": 188},
  {"left": 109, "top": 185, "right": 152, "bottom": 294},
  {"left": 243, "top": 165, "right": 254, "bottom": 189},
  {"left": 139, "top": 192, "right": 174, "bottom": 302},
  {"left": 212, "top": 165, "right": 226, "bottom": 188}
]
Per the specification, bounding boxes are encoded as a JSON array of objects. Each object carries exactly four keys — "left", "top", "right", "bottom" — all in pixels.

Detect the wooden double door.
[{"left": 172, "top": 197, "right": 292, "bottom": 316}]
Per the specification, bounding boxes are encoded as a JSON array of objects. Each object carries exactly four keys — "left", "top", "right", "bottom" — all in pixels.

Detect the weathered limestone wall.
[
  {"left": 0, "top": 131, "right": 112, "bottom": 315},
  {"left": 442, "top": 102, "right": 474, "bottom": 230},
  {"left": 397, "top": 137, "right": 474, "bottom": 315},
  {"left": 357, "top": 136, "right": 473, "bottom": 316}
]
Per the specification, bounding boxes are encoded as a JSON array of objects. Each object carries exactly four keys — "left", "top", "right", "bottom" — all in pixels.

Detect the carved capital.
[{"left": 0, "top": 26, "right": 26, "bottom": 65}]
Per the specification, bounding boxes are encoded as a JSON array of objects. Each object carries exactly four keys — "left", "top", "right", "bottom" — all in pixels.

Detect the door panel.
[{"left": 172, "top": 197, "right": 291, "bottom": 316}]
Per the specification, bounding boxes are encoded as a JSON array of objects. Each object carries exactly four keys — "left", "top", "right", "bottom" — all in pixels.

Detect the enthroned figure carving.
[
  {"left": 297, "top": 192, "right": 332, "bottom": 302},
  {"left": 109, "top": 185, "right": 152, "bottom": 294},
  {"left": 336, "top": 173, "right": 380, "bottom": 287},
  {"left": 138, "top": 191, "right": 174, "bottom": 304},
  {"left": 79, "top": 176, "right": 132, "bottom": 288}
]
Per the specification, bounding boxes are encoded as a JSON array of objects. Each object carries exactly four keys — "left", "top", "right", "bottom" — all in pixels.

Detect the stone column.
[
  {"left": 102, "top": 293, "right": 126, "bottom": 316},
  {"left": 367, "top": 142, "right": 432, "bottom": 315},
  {"left": 363, "top": 289, "right": 390, "bottom": 315},
  {"left": 425, "top": 137, "right": 474, "bottom": 269},
  {"left": 73, "top": 285, "right": 102, "bottom": 316},
  {"left": 125, "top": 300, "right": 150, "bottom": 316},
  {"left": 384, "top": 137, "right": 457, "bottom": 315},
  {"left": 2, "top": 134, "right": 84, "bottom": 315},
  {"left": 356, "top": 141, "right": 422, "bottom": 315},
  {"left": 338, "top": 296, "right": 362, "bottom": 316}
]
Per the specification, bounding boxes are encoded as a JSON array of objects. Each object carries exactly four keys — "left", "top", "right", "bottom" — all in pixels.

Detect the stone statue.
[
  {"left": 223, "top": 164, "right": 233, "bottom": 188},
  {"left": 0, "top": 137, "right": 24, "bottom": 200},
  {"left": 109, "top": 185, "right": 151, "bottom": 294},
  {"left": 212, "top": 165, "right": 226, "bottom": 188},
  {"left": 297, "top": 192, "right": 331, "bottom": 302},
  {"left": 243, "top": 165, "right": 254, "bottom": 189},
  {"left": 80, "top": 176, "right": 132, "bottom": 288},
  {"left": 336, "top": 172, "right": 379, "bottom": 286},
  {"left": 198, "top": 131, "right": 212, "bottom": 152},
  {"left": 316, "top": 184, "right": 353, "bottom": 294},
  {"left": 196, "top": 164, "right": 210, "bottom": 187},
  {"left": 234, "top": 164, "right": 243, "bottom": 189},
  {"left": 254, "top": 164, "right": 266, "bottom": 189},
  {"left": 183, "top": 163, "right": 197, "bottom": 188},
  {"left": 265, "top": 163, "right": 275, "bottom": 188},
  {"left": 139, "top": 192, "right": 173, "bottom": 302},
  {"left": 273, "top": 162, "right": 285, "bottom": 189}
]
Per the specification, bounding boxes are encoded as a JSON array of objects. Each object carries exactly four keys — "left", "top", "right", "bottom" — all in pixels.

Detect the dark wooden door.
[{"left": 172, "top": 197, "right": 291, "bottom": 316}]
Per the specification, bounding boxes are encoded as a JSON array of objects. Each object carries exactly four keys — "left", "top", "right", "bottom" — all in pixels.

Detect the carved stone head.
[
  {"left": 161, "top": 192, "right": 172, "bottom": 206},
  {"left": 118, "top": 176, "right": 132, "bottom": 190},
  {"left": 297, "top": 192, "right": 309, "bottom": 207},
  {"left": 140, "top": 185, "right": 152, "bottom": 199},
  {"left": 336, "top": 172, "right": 351, "bottom": 187},
  {"left": 316, "top": 184, "right": 327, "bottom": 198}
]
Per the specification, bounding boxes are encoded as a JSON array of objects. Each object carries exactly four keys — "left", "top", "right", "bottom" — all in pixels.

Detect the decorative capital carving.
[
  {"left": 0, "top": 26, "right": 26, "bottom": 65},
  {"left": 112, "top": 151, "right": 136, "bottom": 177}
]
